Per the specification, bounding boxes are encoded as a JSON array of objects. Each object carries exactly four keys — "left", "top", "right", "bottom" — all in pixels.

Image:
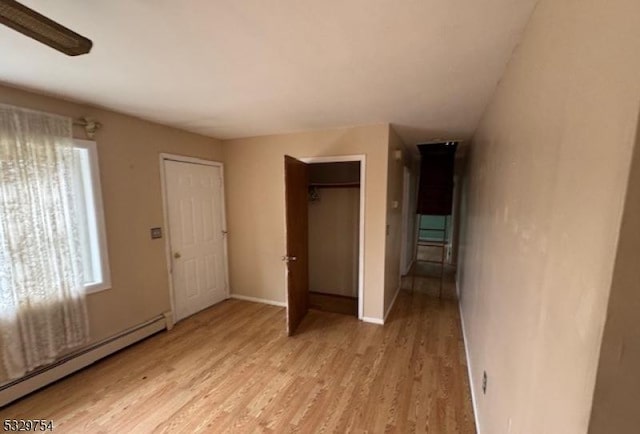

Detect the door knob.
[{"left": 174, "top": 252, "right": 181, "bottom": 259}]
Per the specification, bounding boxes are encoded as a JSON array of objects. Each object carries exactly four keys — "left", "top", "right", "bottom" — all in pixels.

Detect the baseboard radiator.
[{"left": 0, "top": 314, "right": 169, "bottom": 408}]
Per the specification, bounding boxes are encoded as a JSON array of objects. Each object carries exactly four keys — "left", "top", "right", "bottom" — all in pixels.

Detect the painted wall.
[
  {"left": 0, "top": 84, "right": 223, "bottom": 352},
  {"left": 458, "top": 0, "right": 640, "bottom": 432},
  {"left": 383, "top": 127, "right": 407, "bottom": 316},
  {"left": 588, "top": 116, "right": 640, "bottom": 434},
  {"left": 308, "top": 187, "right": 360, "bottom": 297},
  {"left": 223, "top": 124, "right": 389, "bottom": 320},
  {"left": 309, "top": 161, "right": 360, "bottom": 185}
]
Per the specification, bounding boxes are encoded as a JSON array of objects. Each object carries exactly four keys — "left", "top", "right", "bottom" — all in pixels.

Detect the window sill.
[{"left": 85, "top": 282, "right": 111, "bottom": 294}]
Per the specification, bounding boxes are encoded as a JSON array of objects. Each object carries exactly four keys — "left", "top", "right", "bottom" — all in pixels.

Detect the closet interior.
[{"left": 307, "top": 161, "right": 361, "bottom": 316}]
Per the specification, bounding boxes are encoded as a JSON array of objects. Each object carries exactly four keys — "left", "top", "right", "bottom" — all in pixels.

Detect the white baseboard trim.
[
  {"left": 162, "top": 310, "right": 174, "bottom": 331},
  {"left": 361, "top": 316, "right": 384, "bottom": 325},
  {"left": 229, "top": 294, "right": 286, "bottom": 307},
  {"left": 384, "top": 286, "right": 402, "bottom": 323},
  {"left": 0, "top": 315, "right": 167, "bottom": 407},
  {"left": 459, "top": 300, "right": 481, "bottom": 434}
]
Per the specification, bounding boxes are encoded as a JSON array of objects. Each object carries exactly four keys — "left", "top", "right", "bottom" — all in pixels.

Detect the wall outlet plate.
[{"left": 150, "top": 227, "right": 162, "bottom": 239}]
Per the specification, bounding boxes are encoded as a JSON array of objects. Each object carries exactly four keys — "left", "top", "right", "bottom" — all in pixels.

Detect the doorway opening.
[
  {"left": 307, "top": 161, "right": 361, "bottom": 317},
  {"left": 284, "top": 155, "right": 365, "bottom": 335}
]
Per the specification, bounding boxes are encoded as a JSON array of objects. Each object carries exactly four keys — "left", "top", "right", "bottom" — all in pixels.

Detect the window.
[
  {"left": 1, "top": 106, "right": 100, "bottom": 379},
  {"left": 72, "top": 139, "right": 110, "bottom": 293}
]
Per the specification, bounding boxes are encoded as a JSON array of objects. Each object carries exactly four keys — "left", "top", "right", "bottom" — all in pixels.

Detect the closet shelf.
[{"left": 309, "top": 182, "right": 360, "bottom": 189}]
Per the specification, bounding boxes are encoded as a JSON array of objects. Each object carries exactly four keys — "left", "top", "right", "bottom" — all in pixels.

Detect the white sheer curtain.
[{"left": 0, "top": 104, "right": 89, "bottom": 381}]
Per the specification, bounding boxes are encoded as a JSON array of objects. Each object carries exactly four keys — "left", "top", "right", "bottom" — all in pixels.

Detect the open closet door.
[{"left": 284, "top": 155, "right": 309, "bottom": 336}]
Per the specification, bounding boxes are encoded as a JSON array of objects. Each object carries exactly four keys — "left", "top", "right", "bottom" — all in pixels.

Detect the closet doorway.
[
  {"left": 283, "top": 155, "right": 365, "bottom": 335},
  {"left": 307, "top": 159, "right": 362, "bottom": 317}
]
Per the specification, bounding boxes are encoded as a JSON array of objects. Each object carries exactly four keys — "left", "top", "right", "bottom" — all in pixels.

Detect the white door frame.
[
  {"left": 297, "top": 155, "right": 366, "bottom": 320},
  {"left": 159, "top": 153, "right": 230, "bottom": 322}
]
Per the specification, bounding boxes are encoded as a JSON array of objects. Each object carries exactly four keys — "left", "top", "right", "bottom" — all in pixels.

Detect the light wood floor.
[
  {"left": 1, "top": 278, "right": 476, "bottom": 433},
  {"left": 309, "top": 291, "right": 358, "bottom": 316},
  {"left": 407, "top": 262, "right": 459, "bottom": 300}
]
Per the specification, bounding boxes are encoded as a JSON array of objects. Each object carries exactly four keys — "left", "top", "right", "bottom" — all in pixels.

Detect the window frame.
[{"left": 74, "top": 139, "right": 111, "bottom": 294}]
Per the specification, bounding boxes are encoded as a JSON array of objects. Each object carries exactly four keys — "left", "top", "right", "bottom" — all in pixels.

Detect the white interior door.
[{"left": 164, "top": 159, "right": 228, "bottom": 321}]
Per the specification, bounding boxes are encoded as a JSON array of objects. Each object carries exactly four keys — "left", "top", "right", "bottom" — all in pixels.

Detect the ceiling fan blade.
[{"left": 0, "top": 0, "right": 92, "bottom": 56}]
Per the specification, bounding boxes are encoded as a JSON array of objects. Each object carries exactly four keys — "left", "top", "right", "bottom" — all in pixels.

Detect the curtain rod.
[
  {"left": 0, "top": 104, "right": 102, "bottom": 139},
  {"left": 73, "top": 116, "right": 101, "bottom": 139}
]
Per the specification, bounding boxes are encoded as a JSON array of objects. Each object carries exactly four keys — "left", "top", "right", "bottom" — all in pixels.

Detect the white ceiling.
[{"left": 0, "top": 0, "right": 537, "bottom": 144}]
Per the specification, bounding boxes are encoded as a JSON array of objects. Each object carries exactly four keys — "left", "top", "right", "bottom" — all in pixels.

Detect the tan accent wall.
[
  {"left": 223, "top": 124, "right": 389, "bottom": 320},
  {"left": 458, "top": 0, "right": 640, "bottom": 432},
  {"left": 0, "top": 84, "right": 223, "bottom": 347},
  {"left": 384, "top": 127, "right": 409, "bottom": 315},
  {"left": 308, "top": 187, "right": 360, "bottom": 297},
  {"left": 588, "top": 117, "right": 640, "bottom": 434}
]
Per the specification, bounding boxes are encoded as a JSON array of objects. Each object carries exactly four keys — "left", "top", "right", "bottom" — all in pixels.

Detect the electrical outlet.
[
  {"left": 150, "top": 227, "right": 162, "bottom": 239},
  {"left": 482, "top": 371, "right": 488, "bottom": 394}
]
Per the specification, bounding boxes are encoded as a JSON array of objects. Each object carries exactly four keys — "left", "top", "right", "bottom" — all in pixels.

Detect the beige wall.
[
  {"left": 458, "top": 0, "right": 640, "bottom": 432},
  {"left": 0, "top": 84, "right": 223, "bottom": 346},
  {"left": 588, "top": 116, "right": 640, "bottom": 434},
  {"left": 308, "top": 188, "right": 360, "bottom": 297},
  {"left": 223, "top": 124, "right": 389, "bottom": 320},
  {"left": 383, "top": 127, "right": 407, "bottom": 315}
]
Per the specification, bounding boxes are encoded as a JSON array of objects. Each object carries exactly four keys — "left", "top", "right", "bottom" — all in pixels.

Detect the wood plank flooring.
[
  {"left": 309, "top": 291, "right": 358, "bottom": 316},
  {"left": 1, "top": 283, "right": 476, "bottom": 433}
]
